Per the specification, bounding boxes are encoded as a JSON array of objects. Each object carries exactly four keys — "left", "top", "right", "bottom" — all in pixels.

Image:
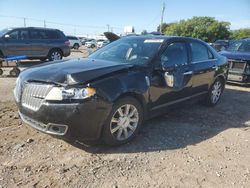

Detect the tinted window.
[
  {"left": 190, "top": 42, "right": 210, "bottom": 62},
  {"left": 30, "top": 30, "right": 41, "bottom": 39},
  {"left": 19, "top": 30, "right": 29, "bottom": 40},
  {"left": 161, "top": 42, "right": 188, "bottom": 67},
  {"left": 67, "top": 36, "right": 78, "bottom": 40},
  {"left": 46, "top": 30, "right": 60, "bottom": 39},
  {"left": 8, "top": 30, "right": 19, "bottom": 40}
]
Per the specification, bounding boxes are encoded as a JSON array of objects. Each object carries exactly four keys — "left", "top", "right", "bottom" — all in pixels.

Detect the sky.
[{"left": 0, "top": 0, "right": 249, "bottom": 36}]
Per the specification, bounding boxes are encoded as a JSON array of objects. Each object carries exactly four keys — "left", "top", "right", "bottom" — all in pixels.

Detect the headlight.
[{"left": 45, "top": 87, "right": 96, "bottom": 101}]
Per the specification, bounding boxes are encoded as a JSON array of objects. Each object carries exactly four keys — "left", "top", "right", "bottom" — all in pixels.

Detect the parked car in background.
[
  {"left": 212, "top": 40, "right": 229, "bottom": 51},
  {"left": 97, "top": 40, "right": 109, "bottom": 48},
  {"left": 15, "top": 35, "right": 228, "bottom": 146},
  {"left": 0, "top": 27, "right": 70, "bottom": 61},
  {"left": 220, "top": 39, "right": 250, "bottom": 84},
  {"left": 80, "top": 38, "right": 88, "bottom": 45},
  {"left": 85, "top": 39, "right": 96, "bottom": 48},
  {"left": 67, "top": 35, "right": 82, "bottom": 49}
]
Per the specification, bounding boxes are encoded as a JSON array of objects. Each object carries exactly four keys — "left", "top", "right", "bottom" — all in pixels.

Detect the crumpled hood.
[
  {"left": 20, "top": 58, "right": 133, "bottom": 85},
  {"left": 220, "top": 50, "right": 250, "bottom": 61}
]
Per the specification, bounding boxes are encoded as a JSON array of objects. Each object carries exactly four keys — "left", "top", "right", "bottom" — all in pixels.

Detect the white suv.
[
  {"left": 85, "top": 39, "right": 96, "bottom": 48},
  {"left": 67, "top": 36, "right": 82, "bottom": 49}
]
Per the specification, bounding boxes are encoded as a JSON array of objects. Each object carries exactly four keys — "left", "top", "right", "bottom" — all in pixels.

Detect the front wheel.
[
  {"left": 205, "top": 78, "right": 224, "bottom": 106},
  {"left": 102, "top": 97, "right": 143, "bottom": 146},
  {"left": 48, "top": 49, "right": 62, "bottom": 61}
]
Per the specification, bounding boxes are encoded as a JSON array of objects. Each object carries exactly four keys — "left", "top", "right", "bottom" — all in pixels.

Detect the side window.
[
  {"left": 8, "top": 30, "right": 19, "bottom": 40},
  {"left": 30, "top": 30, "right": 41, "bottom": 39},
  {"left": 190, "top": 42, "right": 212, "bottom": 62},
  {"left": 46, "top": 31, "right": 60, "bottom": 39},
  {"left": 161, "top": 42, "right": 188, "bottom": 67},
  {"left": 19, "top": 30, "right": 29, "bottom": 40}
]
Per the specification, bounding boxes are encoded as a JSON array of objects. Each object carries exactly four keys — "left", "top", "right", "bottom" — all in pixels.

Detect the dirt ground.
[{"left": 0, "top": 53, "right": 250, "bottom": 187}]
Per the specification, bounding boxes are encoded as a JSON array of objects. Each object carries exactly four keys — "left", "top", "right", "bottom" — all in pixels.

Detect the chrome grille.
[
  {"left": 21, "top": 83, "right": 53, "bottom": 111},
  {"left": 229, "top": 60, "right": 246, "bottom": 71},
  {"left": 14, "top": 77, "right": 22, "bottom": 102}
]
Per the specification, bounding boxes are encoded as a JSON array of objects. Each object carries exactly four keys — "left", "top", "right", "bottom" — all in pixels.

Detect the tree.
[
  {"left": 230, "top": 29, "right": 250, "bottom": 39},
  {"left": 157, "top": 23, "right": 175, "bottom": 33},
  {"left": 141, "top": 30, "right": 148, "bottom": 35},
  {"left": 163, "top": 17, "right": 231, "bottom": 42}
]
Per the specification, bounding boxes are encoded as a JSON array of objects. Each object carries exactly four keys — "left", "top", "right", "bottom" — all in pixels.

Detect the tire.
[
  {"left": 91, "top": 44, "right": 95, "bottom": 48},
  {"left": 102, "top": 97, "right": 143, "bottom": 146},
  {"left": 0, "top": 68, "right": 3, "bottom": 76},
  {"left": 205, "top": 78, "right": 224, "bottom": 106},
  {"left": 48, "top": 49, "right": 62, "bottom": 61},
  {"left": 73, "top": 43, "right": 79, "bottom": 50},
  {"left": 9, "top": 68, "right": 20, "bottom": 77}
]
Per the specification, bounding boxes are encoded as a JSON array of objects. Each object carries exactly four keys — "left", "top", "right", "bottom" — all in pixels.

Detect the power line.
[{"left": 0, "top": 14, "right": 123, "bottom": 30}]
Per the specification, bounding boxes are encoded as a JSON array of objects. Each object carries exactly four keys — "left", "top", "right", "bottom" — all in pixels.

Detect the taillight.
[{"left": 65, "top": 40, "right": 70, "bottom": 46}]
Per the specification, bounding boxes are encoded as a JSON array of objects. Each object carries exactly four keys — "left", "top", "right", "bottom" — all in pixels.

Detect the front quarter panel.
[{"left": 92, "top": 70, "right": 150, "bottom": 108}]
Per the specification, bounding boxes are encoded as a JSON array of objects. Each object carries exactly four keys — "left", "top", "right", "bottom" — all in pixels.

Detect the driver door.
[{"left": 149, "top": 40, "right": 193, "bottom": 110}]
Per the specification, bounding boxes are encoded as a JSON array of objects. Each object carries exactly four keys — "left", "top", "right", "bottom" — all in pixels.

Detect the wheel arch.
[
  {"left": 114, "top": 91, "right": 148, "bottom": 119},
  {"left": 0, "top": 49, "right": 4, "bottom": 58},
  {"left": 47, "top": 48, "right": 63, "bottom": 57}
]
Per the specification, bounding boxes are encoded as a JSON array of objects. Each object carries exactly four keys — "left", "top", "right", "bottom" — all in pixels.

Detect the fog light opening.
[{"left": 48, "top": 124, "right": 67, "bottom": 135}]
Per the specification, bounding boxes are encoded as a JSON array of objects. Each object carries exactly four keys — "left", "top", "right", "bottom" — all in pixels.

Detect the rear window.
[{"left": 67, "top": 36, "right": 78, "bottom": 40}]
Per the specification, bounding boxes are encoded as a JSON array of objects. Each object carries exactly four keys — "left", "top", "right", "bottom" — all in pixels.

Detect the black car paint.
[{"left": 16, "top": 36, "right": 228, "bottom": 142}]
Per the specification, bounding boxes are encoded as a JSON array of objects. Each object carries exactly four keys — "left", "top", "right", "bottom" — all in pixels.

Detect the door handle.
[{"left": 183, "top": 71, "right": 193, "bottom": 75}]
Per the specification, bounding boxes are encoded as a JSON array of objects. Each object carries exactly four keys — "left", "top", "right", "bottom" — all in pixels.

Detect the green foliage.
[
  {"left": 157, "top": 23, "right": 175, "bottom": 33},
  {"left": 141, "top": 30, "right": 148, "bottom": 35},
  {"left": 163, "top": 17, "right": 231, "bottom": 42},
  {"left": 230, "top": 29, "right": 250, "bottom": 39}
]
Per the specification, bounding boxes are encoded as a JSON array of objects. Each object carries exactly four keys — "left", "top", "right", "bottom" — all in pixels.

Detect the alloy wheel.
[
  {"left": 211, "top": 81, "right": 222, "bottom": 104},
  {"left": 51, "top": 51, "right": 62, "bottom": 61},
  {"left": 110, "top": 104, "right": 139, "bottom": 141}
]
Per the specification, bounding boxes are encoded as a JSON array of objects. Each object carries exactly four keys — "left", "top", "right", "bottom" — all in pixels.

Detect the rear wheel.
[
  {"left": 205, "top": 78, "right": 224, "bottom": 106},
  {"left": 91, "top": 44, "right": 95, "bottom": 48},
  {"left": 0, "top": 68, "right": 3, "bottom": 76},
  {"left": 102, "top": 97, "right": 143, "bottom": 146},
  {"left": 73, "top": 43, "right": 79, "bottom": 49},
  {"left": 48, "top": 49, "right": 62, "bottom": 61}
]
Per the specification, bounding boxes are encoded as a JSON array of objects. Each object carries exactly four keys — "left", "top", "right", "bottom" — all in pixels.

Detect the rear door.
[
  {"left": 29, "top": 29, "right": 50, "bottom": 57},
  {"left": 188, "top": 40, "right": 217, "bottom": 94}
]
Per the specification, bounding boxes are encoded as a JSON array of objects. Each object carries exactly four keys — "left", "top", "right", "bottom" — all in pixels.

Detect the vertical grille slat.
[{"left": 21, "top": 83, "right": 53, "bottom": 111}]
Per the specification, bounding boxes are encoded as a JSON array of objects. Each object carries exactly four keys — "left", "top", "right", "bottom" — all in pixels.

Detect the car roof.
[
  {"left": 6, "top": 27, "right": 61, "bottom": 31},
  {"left": 121, "top": 35, "right": 206, "bottom": 43}
]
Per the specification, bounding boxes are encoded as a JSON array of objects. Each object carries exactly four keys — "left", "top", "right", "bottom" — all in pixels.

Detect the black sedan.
[{"left": 14, "top": 36, "right": 228, "bottom": 145}]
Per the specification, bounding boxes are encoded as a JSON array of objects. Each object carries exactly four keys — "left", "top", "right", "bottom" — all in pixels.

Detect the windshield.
[
  {"left": 89, "top": 37, "right": 164, "bottom": 65},
  {"left": 227, "top": 40, "right": 250, "bottom": 52},
  {"left": 0, "top": 28, "right": 10, "bottom": 37}
]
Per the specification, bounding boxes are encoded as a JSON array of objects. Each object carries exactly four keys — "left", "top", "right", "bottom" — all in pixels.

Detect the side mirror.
[
  {"left": 3, "top": 34, "right": 10, "bottom": 40},
  {"left": 164, "top": 72, "right": 174, "bottom": 88}
]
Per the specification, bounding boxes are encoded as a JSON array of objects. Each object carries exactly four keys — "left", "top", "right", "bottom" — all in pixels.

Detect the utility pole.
[
  {"left": 160, "top": 2, "right": 165, "bottom": 34},
  {"left": 23, "top": 17, "right": 26, "bottom": 27},
  {"left": 107, "top": 24, "right": 110, "bottom": 32},
  {"left": 44, "top": 20, "right": 46, "bottom": 28}
]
